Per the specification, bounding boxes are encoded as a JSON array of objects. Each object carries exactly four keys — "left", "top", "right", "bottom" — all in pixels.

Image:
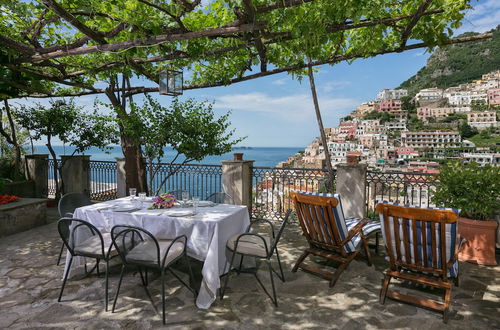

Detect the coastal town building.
[
  {"left": 445, "top": 90, "right": 488, "bottom": 105},
  {"left": 376, "top": 99, "right": 405, "bottom": 118},
  {"left": 488, "top": 88, "right": 500, "bottom": 105},
  {"left": 320, "top": 142, "right": 364, "bottom": 165},
  {"left": 352, "top": 102, "right": 375, "bottom": 118},
  {"left": 415, "top": 88, "right": 443, "bottom": 102},
  {"left": 376, "top": 88, "right": 408, "bottom": 101},
  {"left": 401, "top": 130, "right": 462, "bottom": 149},
  {"left": 462, "top": 153, "right": 500, "bottom": 166},
  {"left": 417, "top": 107, "right": 455, "bottom": 122},
  {"left": 384, "top": 120, "right": 407, "bottom": 131},
  {"left": 467, "top": 111, "right": 498, "bottom": 129}
]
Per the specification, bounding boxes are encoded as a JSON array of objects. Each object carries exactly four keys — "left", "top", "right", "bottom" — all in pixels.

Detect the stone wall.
[{"left": 0, "top": 198, "right": 47, "bottom": 237}]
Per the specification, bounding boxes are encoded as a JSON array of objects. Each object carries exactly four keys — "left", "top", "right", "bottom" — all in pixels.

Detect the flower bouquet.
[{"left": 149, "top": 193, "right": 176, "bottom": 209}]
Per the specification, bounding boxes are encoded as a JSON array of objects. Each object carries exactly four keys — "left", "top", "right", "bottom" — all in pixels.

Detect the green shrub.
[{"left": 432, "top": 161, "right": 500, "bottom": 220}]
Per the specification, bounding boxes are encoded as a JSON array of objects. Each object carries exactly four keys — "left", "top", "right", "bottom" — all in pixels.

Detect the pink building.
[
  {"left": 396, "top": 147, "right": 418, "bottom": 159},
  {"left": 376, "top": 99, "right": 402, "bottom": 113},
  {"left": 488, "top": 88, "right": 500, "bottom": 105},
  {"left": 338, "top": 122, "right": 357, "bottom": 139},
  {"left": 417, "top": 107, "right": 455, "bottom": 122}
]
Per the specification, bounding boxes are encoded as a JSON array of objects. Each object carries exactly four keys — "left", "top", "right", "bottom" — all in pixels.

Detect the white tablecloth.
[{"left": 64, "top": 197, "right": 250, "bottom": 309}]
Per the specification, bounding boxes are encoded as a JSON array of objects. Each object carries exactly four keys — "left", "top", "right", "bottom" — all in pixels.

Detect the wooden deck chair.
[
  {"left": 375, "top": 202, "right": 462, "bottom": 323},
  {"left": 290, "top": 192, "right": 380, "bottom": 287}
]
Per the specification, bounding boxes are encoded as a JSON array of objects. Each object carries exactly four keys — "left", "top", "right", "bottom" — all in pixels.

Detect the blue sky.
[{"left": 17, "top": 0, "right": 500, "bottom": 148}]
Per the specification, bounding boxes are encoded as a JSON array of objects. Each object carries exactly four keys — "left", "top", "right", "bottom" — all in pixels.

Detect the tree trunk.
[
  {"left": 105, "top": 81, "right": 147, "bottom": 193},
  {"left": 1, "top": 99, "right": 22, "bottom": 176},
  {"left": 46, "top": 135, "right": 61, "bottom": 200},
  {"left": 307, "top": 62, "right": 335, "bottom": 192}
]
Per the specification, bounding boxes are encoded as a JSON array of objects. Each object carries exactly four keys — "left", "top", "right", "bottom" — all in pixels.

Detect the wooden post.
[{"left": 307, "top": 62, "right": 335, "bottom": 191}]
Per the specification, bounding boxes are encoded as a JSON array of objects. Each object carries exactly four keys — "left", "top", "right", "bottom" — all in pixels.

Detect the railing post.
[
  {"left": 336, "top": 162, "right": 367, "bottom": 218},
  {"left": 116, "top": 158, "right": 127, "bottom": 198},
  {"left": 24, "top": 154, "right": 48, "bottom": 198},
  {"left": 221, "top": 157, "right": 254, "bottom": 210},
  {"left": 61, "top": 155, "right": 91, "bottom": 195}
]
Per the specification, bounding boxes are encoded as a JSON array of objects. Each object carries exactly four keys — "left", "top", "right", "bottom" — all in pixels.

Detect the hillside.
[{"left": 399, "top": 25, "right": 500, "bottom": 96}]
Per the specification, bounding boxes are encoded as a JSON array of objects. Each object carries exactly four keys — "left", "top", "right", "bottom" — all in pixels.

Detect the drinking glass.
[
  {"left": 129, "top": 188, "right": 137, "bottom": 199},
  {"left": 182, "top": 191, "right": 189, "bottom": 207},
  {"left": 138, "top": 192, "right": 147, "bottom": 208},
  {"left": 193, "top": 197, "right": 199, "bottom": 214}
]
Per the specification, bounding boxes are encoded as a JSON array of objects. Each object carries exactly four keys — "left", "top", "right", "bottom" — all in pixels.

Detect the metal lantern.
[{"left": 159, "top": 69, "right": 183, "bottom": 96}]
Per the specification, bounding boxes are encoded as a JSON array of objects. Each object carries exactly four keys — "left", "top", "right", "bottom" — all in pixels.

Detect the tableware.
[
  {"left": 181, "top": 191, "right": 189, "bottom": 207},
  {"left": 197, "top": 201, "right": 214, "bottom": 207},
  {"left": 163, "top": 209, "right": 195, "bottom": 217},
  {"left": 138, "top": 192, "right": 147, "bottom": 208},
  {"left": 129, "top": 188, "right": 137, "bottom": 199},
  {"left": 193, "top": 197, "right": 200, "bottom": 214},
  {"left": 113, "top": 205, "right": 140, "bottom": 212}
]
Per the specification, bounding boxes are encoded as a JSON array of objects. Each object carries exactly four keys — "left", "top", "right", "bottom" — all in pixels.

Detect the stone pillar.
[
  {"left": 61, "top": 155, "right": 90, "bottom": 195},
  {"left": 24, "top": 154, "right": 48, "bottom": 198},
  {"left": 116, "top": 158, "right": 127, "bottom": 198},
  {"left": 222, "top": 159, "right": 254, "bottom": 209},
  {"left": 336, "top": 163, "right": 367, "bottom": 218}
]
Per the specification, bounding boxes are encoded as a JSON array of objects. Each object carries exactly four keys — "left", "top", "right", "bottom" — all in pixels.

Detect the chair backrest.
[
  {"left": 206, "top": 192, "right": 234, "bottom": 204},
  {"left": 58, "top": 192, "right": 92, "bottom": 217},
  {"left": 269, "top": 209, "right": 292, "bottom": 255},
  {"left": 111, "top": 225, "right": 183, "bottom": 268},
  {"left": 169, "top": 190, "right": 190, "bottom": 200},
  {"left": 290, "top": 192, "right": 350, "bottom": 253},
  {"left": 375, "top": 202, "right": 460, "bottom": 278},
  {"left": 58, "top": 217, "right": 106, "bottom": 257}
]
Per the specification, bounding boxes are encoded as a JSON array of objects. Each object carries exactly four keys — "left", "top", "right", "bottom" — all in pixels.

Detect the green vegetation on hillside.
[{"left": 399, "top": 25, "right": 500, "bottom": 96}]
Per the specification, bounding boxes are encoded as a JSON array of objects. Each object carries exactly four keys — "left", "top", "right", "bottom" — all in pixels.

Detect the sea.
[{"left": 30, "top": 145, "right": 301, "bottom": 168}]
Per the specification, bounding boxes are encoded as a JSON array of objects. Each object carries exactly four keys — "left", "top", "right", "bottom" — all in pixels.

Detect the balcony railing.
[
  {"left": 47, "top": 159, "right": 439, "bottom": 220},
  {"left": 251, "top": 166, "right": 330, "bottom": 220},
  {"left": 366, "top": 170, "right": 438, "bottom": 212},
  {"left": 90, "top": 160, "right": 117, "bottom": 201}
]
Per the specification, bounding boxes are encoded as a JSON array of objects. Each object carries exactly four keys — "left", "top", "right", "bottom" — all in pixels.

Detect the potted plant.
[{"left": 432, "top": 161, "right": 499, "bottom": 265}]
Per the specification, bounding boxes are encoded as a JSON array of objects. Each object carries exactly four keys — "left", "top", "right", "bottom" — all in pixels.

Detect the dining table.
[{"left": 63, "top": 196, "right": 251, "bottom": 309}]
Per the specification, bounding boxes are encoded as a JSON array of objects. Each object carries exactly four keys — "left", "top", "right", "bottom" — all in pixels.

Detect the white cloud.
[
  {"left": 458, "top": 0, "right": 500, "bottom": 33},
  {"left": 272, "top": 78, "right": 288, "bottom": 86},
  {"left": 321, "top": 80, "right": 352, "bottom": 92},
  {"left": 214, "top": 92, "right": 359, "bottom": 123}
]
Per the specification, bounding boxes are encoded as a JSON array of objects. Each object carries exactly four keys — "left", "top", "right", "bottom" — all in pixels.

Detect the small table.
[{"left": 64, "top": 197, "right": 250, "bottom": 309}]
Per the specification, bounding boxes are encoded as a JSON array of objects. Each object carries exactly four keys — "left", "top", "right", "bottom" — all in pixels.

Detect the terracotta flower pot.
[
  {"left": 233, "top": 153, "right": 244, "bottom": 161},
  {"left": 458, "top": 217, "right": 498, "bottom": 266}
]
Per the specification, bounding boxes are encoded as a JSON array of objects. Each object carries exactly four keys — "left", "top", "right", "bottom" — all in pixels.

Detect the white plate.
[
  {"left": 163, "top": 209, "right": 195, "bottom": 217},
  {"left": 112, "top": 205, "right": 140, "bottom": 212},
  {"left": 197, "top": 201, "right": 215, "bottom": 207}
]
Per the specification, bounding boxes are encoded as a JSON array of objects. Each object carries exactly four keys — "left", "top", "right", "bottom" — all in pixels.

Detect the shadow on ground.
[{"left": 0, "top": 208, "right": 499, "bottom": 329}]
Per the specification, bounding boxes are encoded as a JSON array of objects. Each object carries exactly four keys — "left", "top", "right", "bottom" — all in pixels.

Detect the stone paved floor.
[{"left": 0, "top": 207, "right": 499, "bottom": 329}]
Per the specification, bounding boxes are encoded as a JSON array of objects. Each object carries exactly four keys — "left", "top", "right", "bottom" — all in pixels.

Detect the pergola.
[{"left": 0, "top": 0, "right": 492, "bottom": 190}]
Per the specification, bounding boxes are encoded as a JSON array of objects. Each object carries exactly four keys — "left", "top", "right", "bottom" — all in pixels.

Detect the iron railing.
[
  {"left": 365, "top": 170, "right": 438, "bottom": 213},
  {"left": 145, "top": 163, "right": 223, "bottom": 200},
  {"left": 89, "top": 161, "right": 117, "bottom": 201},
  {"left": 251, "top": 166, "right": 330, "bottom": 220}
]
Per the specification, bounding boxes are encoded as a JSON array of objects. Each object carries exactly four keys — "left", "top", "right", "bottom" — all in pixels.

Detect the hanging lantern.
[{"left": 159, "top": 69, "right": 183, "bottom": 96}]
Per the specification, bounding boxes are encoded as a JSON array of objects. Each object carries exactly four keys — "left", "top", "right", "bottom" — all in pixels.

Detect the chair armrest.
[
  {"left": 340, "top": 218, "right": 370, "bottom": 247},
  {"left": 248, "top": 218, "right": 275, "bottom": 238},
  {"left": 233, "top": 232, "right": 270, "bottom": 256}
]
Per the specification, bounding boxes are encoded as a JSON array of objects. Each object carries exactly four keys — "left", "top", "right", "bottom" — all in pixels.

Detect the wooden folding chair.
[
  {"left": 290, "top": 192, "right": 379, "bottom": 287},
  {"left": 376, "top": 202, "right": 462, "bottom": 323}
]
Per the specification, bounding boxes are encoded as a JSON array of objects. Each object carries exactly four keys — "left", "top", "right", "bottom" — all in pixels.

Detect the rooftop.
[{"left": 0, "top": 208, "right": 499, "bottom": 329}]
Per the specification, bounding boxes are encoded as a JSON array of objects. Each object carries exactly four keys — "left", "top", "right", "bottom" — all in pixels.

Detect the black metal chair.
[
  {"left": 206, "top": 192, "right": 234, "bottom": 204},
  {"left": 221, "top": 210, "right": 291, "bottom": 306},
  {"left": 57, "top": 192, "right": 92, "bottom": 265},
  {"left": 110, "top": 225, "right": 196, "bottom": 325},
  {"left": 57, "top": 217, "right": 117, "bottom": 311}
]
